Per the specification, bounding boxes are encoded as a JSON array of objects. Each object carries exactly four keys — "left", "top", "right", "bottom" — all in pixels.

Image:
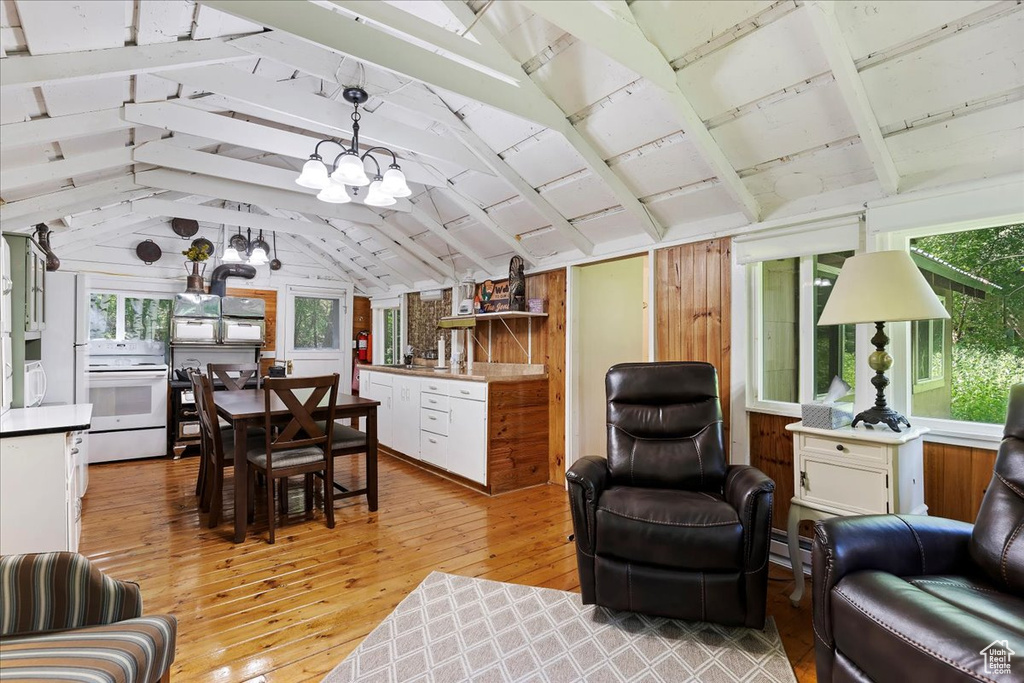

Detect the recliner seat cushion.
[
  {"left": 595, "top": 486, "right": 743, "bottom": 571},
  {"left": 831, "top": 571, "right": 1024, "bottom": 683}
]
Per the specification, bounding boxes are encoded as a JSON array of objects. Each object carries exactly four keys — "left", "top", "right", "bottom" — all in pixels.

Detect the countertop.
[
  {"left": 785, "top": 421, "right": 930, "bottom": 444},
  {"left": 0, "top": 404, "right": 93, "bottom": 438},
  {"left": 362, "top": 363, "right": 547, "bottom": 384}
]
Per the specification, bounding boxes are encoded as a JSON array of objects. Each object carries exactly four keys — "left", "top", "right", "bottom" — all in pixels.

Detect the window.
[
  {"left": 760, "top": 258, "right": 800, "bottom": 402},
  {"left": 910, "top": 224, "right": 1024, "bottom": 424},
  {"left": 89, "top": 292, "right": 171, "bottom": 341},
  {"left": 814, "top": 252, "right": 856, "bottom": 400},
  {"left": 382, "top": 308, "right": 401, "bottom": 365},
  {"left": 293, "top": 296, "right": 340, "bottom": 350}
]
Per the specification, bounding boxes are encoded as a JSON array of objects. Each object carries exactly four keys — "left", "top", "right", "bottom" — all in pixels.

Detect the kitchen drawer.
[
  {"left": 420, "top": 391, "right": 449, "bottom": 412},
  {"left": 448, "top": 380, "right": 486, "bottom": 402},
  {"left": 798, "top": 456, "right": 889, "bottom": 514},
  {"left": 421, "top": 378, "right": 448, "bottom": 396},
  {"left": 419, "top": 431, "right": 447, "bottom": 469},
  {"left": 371, "top": 372, "right": 393, "bottom": 388},
  {"left": 420, "top": 407, "right": 449, "bottom": 436},
  {"left": 800, "top": 434, "right": 888, "bottom": 464},
  {"left": 179, "top": 421, "right": 201, "bottom": 439}
]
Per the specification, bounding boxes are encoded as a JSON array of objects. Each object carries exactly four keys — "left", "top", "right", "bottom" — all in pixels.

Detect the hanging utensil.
[{"left": 269, "top": 232, "right": 282, "bottom": 271}]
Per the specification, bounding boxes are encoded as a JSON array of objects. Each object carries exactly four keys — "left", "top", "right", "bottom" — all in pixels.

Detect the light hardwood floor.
[{"left": 80, "top": 454, "right": 817, "bottom": 682}]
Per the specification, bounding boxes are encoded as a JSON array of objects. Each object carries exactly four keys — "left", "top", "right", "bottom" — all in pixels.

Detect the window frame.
[
  {"left": 371, "top": 296, "right": 406, "bottom": 365},
  {"left": 911, "top": 300, "right": 946, "bottom": 394},
  {"left": 291, "top": 295, "right": 343, "bottom": 351}
]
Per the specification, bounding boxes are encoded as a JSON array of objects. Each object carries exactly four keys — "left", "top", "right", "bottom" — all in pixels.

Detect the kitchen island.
[{"left": 360, "top": 363, "right": 549, "bottom": 494}]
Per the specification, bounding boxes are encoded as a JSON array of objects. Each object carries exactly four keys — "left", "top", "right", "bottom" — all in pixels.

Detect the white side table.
[{"left": 784, "top": 421, "right": 929, "bottom": 607}]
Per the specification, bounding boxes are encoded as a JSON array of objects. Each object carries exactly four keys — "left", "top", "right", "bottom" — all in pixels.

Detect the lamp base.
[{"left": 852, "top": 406, "right": 911, "bottom": 432}]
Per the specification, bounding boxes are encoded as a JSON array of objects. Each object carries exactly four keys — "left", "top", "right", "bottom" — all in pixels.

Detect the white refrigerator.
[{"left": 41, "top": 271, "right": 90, "bottom": 406}]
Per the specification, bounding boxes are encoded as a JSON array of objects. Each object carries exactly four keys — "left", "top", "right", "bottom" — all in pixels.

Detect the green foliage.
[
  {"left": 89, "top": 293, "right": 117, "bottom": 340},
  {"left": 125, "top": 298, "right": 172, "bottom": 342},
  {"left": 294, "top": 297, "right": 339, "bottom": 350},
  {"left": 950, "top": 343, "right": 1022, "bottom": 424},
  {"left": 182, "top": 243, "right": 211, "bottom": 262}
]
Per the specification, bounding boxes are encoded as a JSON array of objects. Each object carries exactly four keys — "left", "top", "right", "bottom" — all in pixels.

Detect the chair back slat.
[
  {"left": 262, "top": 374, "right": 339, "bottom": 467},
  {"left": 208, "top": 363, "right": 261, "bottom": 391},
  {"left": 192, "top": 372, "right": 226, "bottom": 458}
]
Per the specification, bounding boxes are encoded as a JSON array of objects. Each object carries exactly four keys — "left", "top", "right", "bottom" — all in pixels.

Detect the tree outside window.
[
  {"left": 89, "top": 293, "right": 117, "bottom": 340},
  {"left": 293, "top": 296, "right": 340, "bottom": 350},
  {"left": 911, "top": 224, "right": 1024, "bottom": 424},
  {"left": 814, "top": 252, "right": 856, "bottom": 400},
  {"left": 382, "top": 308, "right": 401, "bottom": 365}
]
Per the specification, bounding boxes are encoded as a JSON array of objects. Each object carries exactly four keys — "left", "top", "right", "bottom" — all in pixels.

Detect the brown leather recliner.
[
  {"left": 565, "top": 362, "right": 775, "bottom": 628},
  {"left": 813, "top": 383, "right": 1024, "bottom": 682}
]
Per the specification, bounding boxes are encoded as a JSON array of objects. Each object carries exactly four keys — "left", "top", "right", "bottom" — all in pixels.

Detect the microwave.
[{"left": 24, "top": 361, "right": 46, "bottom": 407}]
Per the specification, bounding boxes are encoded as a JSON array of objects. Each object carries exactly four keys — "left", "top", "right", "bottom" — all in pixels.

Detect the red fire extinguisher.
[{"left": 356, "top": 329, "right": 371, "bottom": 362}]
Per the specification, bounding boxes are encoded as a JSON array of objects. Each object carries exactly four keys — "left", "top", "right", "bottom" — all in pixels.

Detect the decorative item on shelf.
[
  {"left": 527, "top": 298, "right": 544, "bottom": 313},
  {"left": 223, "top": 223, "right": 270, "bottom": 266},
  {"left": 269, "top": 232, "right": 282, "bottom": 271},
  {"left": 182, "top": 241, "right": 211, "bottom": 293},
  {"left": 33, "top": 224, "right": 60, "bottom": 271},
  {"left": 294, "top": 87, "right": 412, "bottom": 206},
  {"left": 508, "top": 255, "right": 525, "bottom": 311},
  {"left": 801, "top": 376, "right": 854, "bottom": 429},
  {"left": 818, "top": 250, "right": 950, "bottom": 432},
  {"left": 136, "top": 239, "right": 162, "bottom": 265},
  {"left": 171, "top": 217, "right": 199, "bottom": 239}
]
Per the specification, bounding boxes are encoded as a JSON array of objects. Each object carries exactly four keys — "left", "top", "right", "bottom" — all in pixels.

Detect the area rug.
[{"left": 323, "top": 572, "right": 797, "bottom": 683}]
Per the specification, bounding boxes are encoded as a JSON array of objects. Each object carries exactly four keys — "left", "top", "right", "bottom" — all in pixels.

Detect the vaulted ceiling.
[{"left": 1, "top": 0, "right": 1021, "bottom": 294}]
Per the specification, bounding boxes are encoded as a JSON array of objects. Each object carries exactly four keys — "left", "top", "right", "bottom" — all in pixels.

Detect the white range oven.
[{"left": 87, "top": 340, "right": 168, "bottom": 462}]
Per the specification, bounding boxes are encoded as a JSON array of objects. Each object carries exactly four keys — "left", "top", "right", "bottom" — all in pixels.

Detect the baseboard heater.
[{"left": 768, "top": 529, "right": 812, "bottom": 574}]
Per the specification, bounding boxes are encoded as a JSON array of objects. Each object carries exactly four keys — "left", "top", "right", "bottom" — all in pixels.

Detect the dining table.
[{"left": 212, "top": 389, "right": 380, "bottom": 543}]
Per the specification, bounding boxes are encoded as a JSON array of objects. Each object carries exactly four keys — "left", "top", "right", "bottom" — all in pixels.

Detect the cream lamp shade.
[{"left": 818, "top": 250, "right": 950, "bottom": 325}]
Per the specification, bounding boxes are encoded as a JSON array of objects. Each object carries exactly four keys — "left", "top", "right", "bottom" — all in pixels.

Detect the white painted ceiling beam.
[
  {"left": 56, "top": 216, "right": 167, "bottom": 256},
  {"left": 123, "top": 101, "right": 444, "bottom": 188},
  {"left": 804, "top": 1, "right": 901, "bottom": 195},
  {"left": 0, "top": 39, "right": 250, "bottom": 91},
  {"left": 200, "top": 0, "right": 560, "bottom": 128},
  {"left": 0, "top": 108, "right": 133, "bottom": 152},
  {"left": 0, "top": 177, "right": 146, "bottom": 230},
  {"left": 62, "top": 203, "right": 133, "bottom": 230},
  {"left": 287, "top": 234, "right": 383, "bottom": 293},
  {"left": 133, "top": 168, "right": 385, "bottom": 225},
  {"left": 431, "top": 187, "right": 536, "bottom": 267},
  {"left": 379, "top": 216, "right": 455, "bottom": 282},
  {"left": 409, "top": 203, "right": 495, "bottom": 274},
  {"left": 156, "top": 64, "right": 489, "bottom": 174},
  {"left": 327, "top": 1, "right": 525, "bottom": 82},
  {"left": 4, "top": 147, "right": 135, "bottom": 191},
  {"left": 132, "top": 141, "right": 413, "bottom": 212},
  {"left": 516, "top": 0, "right": 761, "bottom": 223},
  {"left": 292, "top": 212, "right": 417, "bottom": 288}
]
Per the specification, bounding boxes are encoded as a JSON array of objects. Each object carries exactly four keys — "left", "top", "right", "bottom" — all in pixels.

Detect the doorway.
[
  {"left": 282, "top": 285, "right": 353, "bottom": 391},
  {"left": 569, "top": 255, "right": 649, "bottom": 464}
]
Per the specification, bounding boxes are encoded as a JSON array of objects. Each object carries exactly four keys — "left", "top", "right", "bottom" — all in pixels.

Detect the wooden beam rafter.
[
  {"left": 409, "top": 201, "right": 495, "bottom": 274},
  {"left": 4, "top": 147, "right": 135, "bottom": 191},
  {"left": 0, "top": 108, "right": 133, "bottom": 152}
]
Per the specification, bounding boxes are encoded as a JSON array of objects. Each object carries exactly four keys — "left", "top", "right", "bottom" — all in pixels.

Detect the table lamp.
[{"left": 818, "top": 250, "right": 950, "bottom": 432}]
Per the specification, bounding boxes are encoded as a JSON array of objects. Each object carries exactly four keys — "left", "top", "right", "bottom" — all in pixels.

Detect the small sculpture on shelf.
[
  {"left": 182, "top": 241, "right": 211, "bottom": 293},
  {"left": 508, "top": 255, "right": 525, "bottom": 311}
]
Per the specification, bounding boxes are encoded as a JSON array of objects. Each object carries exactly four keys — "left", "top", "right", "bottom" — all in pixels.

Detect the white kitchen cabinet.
[
  {"left": 0, "top": 429, "right": 84, "bottom": 554},
  {"left": 363, "top": 372, "right": 394, "bottom": 448},
  {"left": 448, "top": 395, "right": 488, "bottom": 484},
  {"left": 392, "top": 374, "right": 421, "bottom": 459}
]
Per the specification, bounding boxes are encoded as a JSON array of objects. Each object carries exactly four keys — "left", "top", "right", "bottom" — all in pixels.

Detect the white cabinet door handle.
[
  {"left": 429, "top": 438, "right": 437, "bottom": 444},
  {"left": 428, "top": 415, "right": 436, "bottom": 421},
  {"left": 460, "top": 389, "right": 470, "bottom": 395},
  {"left": 428, "top": 398, "right": 437, "bottom": 404}
]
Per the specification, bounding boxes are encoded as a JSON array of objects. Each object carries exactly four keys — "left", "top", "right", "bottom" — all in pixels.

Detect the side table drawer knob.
[{"left": 836, "top": 444, "right": 844, "bottom": 452}]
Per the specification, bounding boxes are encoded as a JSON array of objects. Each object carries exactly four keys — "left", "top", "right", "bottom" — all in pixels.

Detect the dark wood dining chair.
[
  {"left": 193, "top": 372, "right": 260, "bottom": 528},
  {"left": 314, "top": 419, "right": 372, "bottom": 509},
  {"left": 208, "top": 363, "right": 261, "bottom": 391},
  {"left": 247, "top": 374, "right": 339, "bottom": 544}
]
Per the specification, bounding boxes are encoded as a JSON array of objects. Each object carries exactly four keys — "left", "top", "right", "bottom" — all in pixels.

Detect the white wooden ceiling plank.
[
  {"left": 58, "top": 217, "right": 170, "bottom": 255},
  {"left": 132, "top": 197, "right": 343, "bottom": 242},
  {"left": 629, "top": 0, "right": 776, "bottom": 65},
  {"left": 123, "top": 101, "right": 444, "bottom": 188},
  {"left": 613, "top": 139, "right": 715, "bottom": 200},
  {"left": 40, "top": 78, "right": 130, "bottom": 118},
  {"left": 0, "top": 176, "right": 146, "bottom": 229},
  {"left": 137, "top": 0, "right": 197, "bottom": 45},
  {"left": 134, "top": 168, "right": 385, "bottom": 226},
  {"left": 191, "top": 3, "right": 262, "bottom": 40},
  {"left": 156, "top": 63, "right": 490, "bottom": 174},
  {"left": 432, "top": 187, "right": 537, "bottom": 266},
  {"left": 409, "top": 202, "right": 494, "bottom": 273},
  {"left": 0, "top": 108, "right": 132, "bottom": 152},
  {"left": 1, "top": 39, "right": 251, "bottom": 90},
  {"left": 804, "top": 1, "right": 900, "bottom": 195},
  {"left": 289, "top": 212, "right": 417, "bottom": 287},
  {"left": 3, "top": 146, "right": 133, "bottom": 191},
  {"left": 379, "top": 215, "right": 455, "bottom": 281},
  {"left": 15, "top": 0, "right": 123, "bottom": 55},
  {"left": 287, "top": 234, "right": 381, "bottom": 291},
  {"left": 57, "top": 130, "right": 132, "bottom": 157},
  {"left": 530, "top": 38, "right": 643, "bottom": 119}
]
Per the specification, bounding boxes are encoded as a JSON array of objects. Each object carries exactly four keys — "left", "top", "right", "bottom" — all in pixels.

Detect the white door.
[
  {"left": 448, "top": 396, "right": 487, "bottom": 484},
  {"left": 283, "top": 285, "right": 353, "bottom": 390},
  {"left": 392, "top": 375, "right": 420, "bottom": 458}
]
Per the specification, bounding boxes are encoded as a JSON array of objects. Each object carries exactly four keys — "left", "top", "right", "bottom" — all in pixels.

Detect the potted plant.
[{"left": 182, "top": 242, "right": 211, "bottom": 293}]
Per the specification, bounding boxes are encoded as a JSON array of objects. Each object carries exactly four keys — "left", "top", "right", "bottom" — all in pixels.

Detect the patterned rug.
[{"left": 323, "top": 572, "right": 797, "bottom": 683}]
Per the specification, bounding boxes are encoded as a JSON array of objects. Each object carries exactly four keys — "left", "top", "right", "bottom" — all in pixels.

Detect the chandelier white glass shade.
[{"left": 295, "top": 87, "right": 412, "bottom": 203}]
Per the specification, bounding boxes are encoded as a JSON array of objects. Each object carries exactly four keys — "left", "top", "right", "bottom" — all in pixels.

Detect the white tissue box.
[{"left": 801, "top": 403, "right": 854, "bottom": 430}]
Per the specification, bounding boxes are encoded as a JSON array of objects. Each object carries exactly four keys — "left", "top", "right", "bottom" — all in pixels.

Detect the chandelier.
[{"left": 294, "top": 87, "right": 412, "bottom": 207}]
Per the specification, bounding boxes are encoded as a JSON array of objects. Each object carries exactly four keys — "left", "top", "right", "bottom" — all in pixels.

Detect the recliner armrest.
[
  {"left": 565, "top": 456, "right": 609, "bottom": 554},
  {"left": 812, "top": 515, "right": 974, "bottom": 656},
  {"left": 724, "top": 465, "right": 775, "bottom": 569}
]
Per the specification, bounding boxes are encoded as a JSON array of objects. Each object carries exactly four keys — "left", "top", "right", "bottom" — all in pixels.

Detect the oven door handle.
[{"left": 88, "top": 370, "right": 168, "bottom": 382}]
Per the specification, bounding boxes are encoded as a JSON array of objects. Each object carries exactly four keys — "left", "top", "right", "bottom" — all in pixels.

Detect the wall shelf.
[{"left": 438, "top": 311, "right": 548, "bottom": 363}]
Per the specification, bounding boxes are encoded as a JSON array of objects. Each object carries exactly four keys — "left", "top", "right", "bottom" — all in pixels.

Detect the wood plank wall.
[
  {"left": 226, "top": 287, "right": 278, "bottom": 377},
  {"left": 748, "top": 411, "right": 999, "bottom": 530},
  {"left": 654, "top": 237, "right": 732, "bottom": 452},
  {"left": 480, "top": 269, "right": 567, "bottom": 484}
]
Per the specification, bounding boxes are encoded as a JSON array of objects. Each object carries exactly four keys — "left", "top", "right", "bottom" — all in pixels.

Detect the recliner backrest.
[
  {"left": 605, "top": 362, "right": 726, "bottom": 490},
  {"left": 970, "top": 383, "right": 1024, "bottom": 597}
]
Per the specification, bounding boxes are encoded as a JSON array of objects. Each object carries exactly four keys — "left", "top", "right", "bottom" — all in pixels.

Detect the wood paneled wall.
[
  {"left": 352, "top": 296, "right": 370, "bottom": 338},
  {"left": 748, "top": 411, "right": 999, "bottom": 531},
  {"left": 481, "top": 270, "right": 567, "bottom": 484},
  {"left": 924, "top": 442, "right": 998, "bottom": 522},
  {"left": 655, "top": 237, "right": 732, "bottom": 450},
  {"left": 226, "top": 287, "right": 278, "bottom": 377}
]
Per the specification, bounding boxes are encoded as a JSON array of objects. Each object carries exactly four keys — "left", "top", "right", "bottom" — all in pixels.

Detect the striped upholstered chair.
[{"left": 0, "top": 552, "right": 176, "bottom": 683}]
